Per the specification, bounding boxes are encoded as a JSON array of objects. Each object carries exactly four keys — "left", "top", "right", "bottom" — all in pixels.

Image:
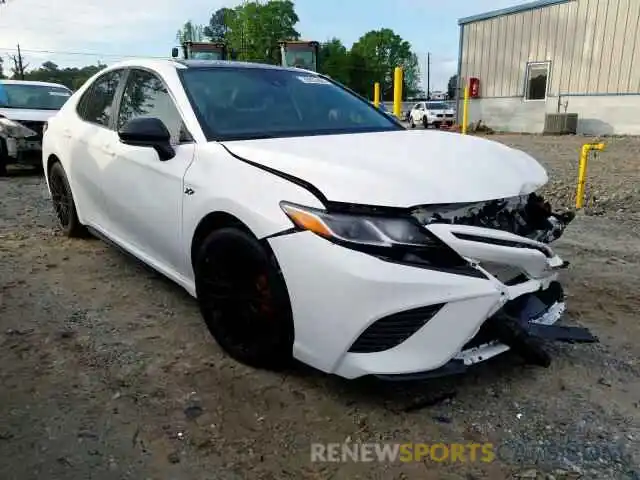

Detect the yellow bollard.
[
  {"left": 575, "top": 142, "right": 605, "bottom": 209},
  {"left": 393, "top": 67, "right": 403, "bottom": 120},
  {"left": 373, "top": 82, "right": 380, "bottom": 108},
  {"left": 461, "top": 85, "right": 469, "bottom": 135}
]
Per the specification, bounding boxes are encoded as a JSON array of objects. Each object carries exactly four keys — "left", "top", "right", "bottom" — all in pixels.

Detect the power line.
[{"left": 0, "top": 47, "right": 166, "bottom": 59}]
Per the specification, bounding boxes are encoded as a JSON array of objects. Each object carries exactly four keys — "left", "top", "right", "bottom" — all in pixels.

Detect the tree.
[
  {"left": 176, "top": 20, "right": 205, "bottom": 44},
  {"left": 0, "top": 58, "right": 5, "bottom": 79},
  {"left": 204, "top": 7, "right": 235, "bottom": 42},
  {"left": 351, "top": 29, "right": 420, "bottom": 100},
  {"left": 318, "top": 38, "right": 350, "bottom": 85},
  {"left": 19, "top": 62, "right": 106, "bottom": 90},
  {"left": 224, "top": 0, "right": 300, "bottom": 62},
  {"left": 447, "top": 74, "right": 457, "bottom": 100}
]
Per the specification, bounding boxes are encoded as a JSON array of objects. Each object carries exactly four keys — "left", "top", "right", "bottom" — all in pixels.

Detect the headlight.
[
  {"left": 280, "top": 202, "right": 481, "bottom": 275},
  {"left": 0, "top": 118, "right": 38, "bottom": 138},
  {"left": 280, "top": 202, "right": 437, "bottom": 248}
]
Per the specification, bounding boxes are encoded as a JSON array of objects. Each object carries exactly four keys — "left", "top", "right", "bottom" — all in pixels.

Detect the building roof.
[{"left": 458, "top": 0, "right": 571, "bottom": 25}]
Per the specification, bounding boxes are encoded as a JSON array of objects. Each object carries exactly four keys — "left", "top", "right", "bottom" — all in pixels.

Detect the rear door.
[{"left": 65, "top": 69, "right": 126, "bottom": 230}]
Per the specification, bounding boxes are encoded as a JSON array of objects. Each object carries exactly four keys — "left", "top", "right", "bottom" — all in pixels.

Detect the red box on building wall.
[{"left": 469, "top": 77, "right": 480, "bottom": 98}]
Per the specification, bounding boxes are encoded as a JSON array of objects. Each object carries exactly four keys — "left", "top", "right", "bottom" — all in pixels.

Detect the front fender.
[{"left": 181, "top": 146, "right": 325, "bottom": 277}]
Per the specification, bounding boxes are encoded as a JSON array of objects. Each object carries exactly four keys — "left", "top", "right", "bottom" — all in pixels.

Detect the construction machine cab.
[
  {"left": 278, "top": 40, "right": 319, "bottom": 71},
  {"left": 172, "top": 41, "right": 229, "bottom": 61}
]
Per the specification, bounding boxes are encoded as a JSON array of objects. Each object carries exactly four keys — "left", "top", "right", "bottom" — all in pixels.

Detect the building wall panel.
[{"left": 460, "top": 0, "right": 640, "bottom": 97}]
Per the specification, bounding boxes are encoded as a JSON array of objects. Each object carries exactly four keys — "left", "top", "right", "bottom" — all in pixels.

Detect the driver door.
[{"left": 101, "top": 68, "right": 196, "bottom": 276}]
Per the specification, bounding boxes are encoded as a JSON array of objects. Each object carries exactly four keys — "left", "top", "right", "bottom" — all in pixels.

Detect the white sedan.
[{"left": 42, "top": 59, "right": 596, "bottom": 380}]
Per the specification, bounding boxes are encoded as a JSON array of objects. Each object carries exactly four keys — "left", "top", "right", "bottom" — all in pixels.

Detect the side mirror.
[
  {"left": 171, "top": 47, "right": 179, "bottom": 58},
  {"left": 118, "top": 117, "right": 175, "bottom": 161}
]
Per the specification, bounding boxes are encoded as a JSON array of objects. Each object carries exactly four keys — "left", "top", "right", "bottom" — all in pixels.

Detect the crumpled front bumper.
[{"left": 270, "top": 209, "right": 597, "bottom": 380}]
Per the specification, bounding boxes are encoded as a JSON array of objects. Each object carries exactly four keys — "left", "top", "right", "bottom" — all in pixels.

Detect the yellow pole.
[
  {"left": 373, "top": 82, "right": 380, "bottom": 108},
  {"left": 575, "top": 142, "right": 605, "bottom": 209},
  {"left": 461, "top": 85, "right": 470, "bottom": 134},
  {"left": 393, "top": 67, "right": 403, "bottom": 119}
]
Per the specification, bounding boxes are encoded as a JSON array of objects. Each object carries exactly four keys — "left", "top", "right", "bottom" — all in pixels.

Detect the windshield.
[
  {"left": 191, "top": 51, "right": 223, "bottom": 61},
  {"left": 180, "top": 67, "right": 402, "bottom": 141},
  {"left": 0, "top": 83, "right": 71, "bottom": 110},
  {"left": 283, "top": 48, "right": 315, "bottom": 70},
  {"left": 426, "top": 102, "right": 449, "bottom": 110}
]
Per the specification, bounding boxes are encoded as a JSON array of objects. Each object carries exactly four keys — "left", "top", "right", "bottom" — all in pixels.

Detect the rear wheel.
[
  {"left": 194, "top": 227, "right": 294, "bottom": 370},
  {"left": 48, "top": 162, "right": 88, "bottom": 237}
]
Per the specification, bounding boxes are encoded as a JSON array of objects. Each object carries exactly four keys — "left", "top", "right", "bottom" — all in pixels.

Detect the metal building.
[{"left": 457, "top": 0, "right": 640, "bottom": 134}]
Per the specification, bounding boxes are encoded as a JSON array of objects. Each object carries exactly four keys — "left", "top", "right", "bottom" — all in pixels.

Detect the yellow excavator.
[{"left": 172, "top": 39, "right": 319, "bottom": 72}]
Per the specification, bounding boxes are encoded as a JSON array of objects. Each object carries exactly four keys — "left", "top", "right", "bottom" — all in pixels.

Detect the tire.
[
  {"left": 48, "top": 162, "right": 88, "bottom": 238},
  {"left": 409, "top": 117, "right": 415, "bottom": 128},
  {"left": 422, "top": 116, "right": 429, "bottom": 128},
  {"left": 194, "top": 227, "right": 294, "bottom": 370},
  {"left": 0, "top": 139, "right": 8, "bottom": 177}
]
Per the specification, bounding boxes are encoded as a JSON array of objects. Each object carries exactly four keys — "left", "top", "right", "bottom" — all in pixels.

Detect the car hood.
[
  {"left": 220, "top": 130, "right": 548, "bottom": 207},
  {"left": 0, "top": 108, "right": 58, "bottom": 122}
]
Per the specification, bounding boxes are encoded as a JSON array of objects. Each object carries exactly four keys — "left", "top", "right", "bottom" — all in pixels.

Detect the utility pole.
[
  {"left": 16, "top": 44, "right": 24, "bottom": 79},
  {"left": 426, "top": 52, "right": 431, "bottom": 100},
  {"left": 8, "top": 43, "right": 27, "bottom": 80}
]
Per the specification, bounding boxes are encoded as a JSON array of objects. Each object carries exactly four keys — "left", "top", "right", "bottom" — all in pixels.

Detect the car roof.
[
  {"left": 0, "top": 79, "right": 71, "bottom": 89},
  {"left": 106, "top": 58, "right": 317, "bottom": 75}
]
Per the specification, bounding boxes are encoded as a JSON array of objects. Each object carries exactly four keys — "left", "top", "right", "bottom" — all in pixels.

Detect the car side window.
[
  {"left": 117, "top": 69, "right": 191, "bottom": 144},
  {"left": 77, "top": 70, "right": 124, "bottom": 128},
  {"left": 414, "top": 103, "right": 422, "bottom": 110}
]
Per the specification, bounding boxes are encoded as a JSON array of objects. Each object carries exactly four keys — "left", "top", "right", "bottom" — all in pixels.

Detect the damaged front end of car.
[
  {"left": 0, "top": 115, "right": 43, "bottom": 168},
  {"left": 389, "top": 192, "right": 599, "bottom": 380}
]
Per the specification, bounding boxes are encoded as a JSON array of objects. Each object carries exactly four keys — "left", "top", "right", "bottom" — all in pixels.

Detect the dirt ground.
[{"left": 1, "top": 134, "right": 639, "bottom": 480}]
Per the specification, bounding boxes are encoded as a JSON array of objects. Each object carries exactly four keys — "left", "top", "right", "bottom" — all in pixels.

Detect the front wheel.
[
  {"left": 409, "top": 116, "right": 415, "bottom": 128},
  {"left": 422, "top": 116, "right": 429, "bottom": 128},
  {"left": 194, "top": 227, "right": 294, "bottom": 370}
]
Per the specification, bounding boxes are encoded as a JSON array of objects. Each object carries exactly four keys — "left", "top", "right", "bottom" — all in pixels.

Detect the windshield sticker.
[
  {"left": 296, "top": 76, "right": 330, "bottom": 85},
  {"left": 49, "top": 91, "right": 71, "bottom": 97}
]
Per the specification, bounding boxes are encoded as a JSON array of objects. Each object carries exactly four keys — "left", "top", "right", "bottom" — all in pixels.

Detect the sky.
[{"left": 0, "top": 0, "right": 530, "bottom": 91}]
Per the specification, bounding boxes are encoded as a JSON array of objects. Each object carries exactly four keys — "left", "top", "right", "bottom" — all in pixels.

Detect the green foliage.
[
  {"left": 351, "top": 29, "right": 420, "bottom": 100},
  {"left": 224, "top": 0, "right": 300, "bottom": 62},
  {"left": 447, "top": 74, "right": 457, "bottom": 100},
  {"left": 317, "top": 38, "right": 350, "bottom": 85},
  {"left": 177, "top": 20, "right": 205, "bottom": 43},
  {"left": 186, "top": 2, "right": 422, "bottom": 99},
  {"left": 18, "top": 61, "right": 107, "bottom": 90},
  {"left": 204, "top": 8, "right": 235, "bottom": 42}
]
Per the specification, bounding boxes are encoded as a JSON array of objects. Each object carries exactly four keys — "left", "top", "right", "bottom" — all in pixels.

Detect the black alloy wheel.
[{"left": 194, "top": 227, "right": 294, "bottom": 370}]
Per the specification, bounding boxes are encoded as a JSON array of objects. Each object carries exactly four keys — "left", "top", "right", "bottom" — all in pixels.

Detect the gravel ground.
[{"left": 1, "top": 134, "right": 639, "bottom": 480}]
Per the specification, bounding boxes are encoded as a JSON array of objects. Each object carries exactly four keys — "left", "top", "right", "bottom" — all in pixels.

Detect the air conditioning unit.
[{"left": 544, "top": 113, "right": 578, "bottom": 134}]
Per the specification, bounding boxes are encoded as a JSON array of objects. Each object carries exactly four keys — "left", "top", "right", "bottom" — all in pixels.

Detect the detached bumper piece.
[{"left": 374, "top": 281, "right": 598, "bottom": 382}]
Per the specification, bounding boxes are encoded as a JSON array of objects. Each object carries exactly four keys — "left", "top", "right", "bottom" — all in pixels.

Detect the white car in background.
[
  {"left": 409, "top": 101, "right": 456, "bottom": 129},
  {"left": 0, "top": 80, "right": 72, "bottom": 175},
  {"left": 42, "top": 59, "right": 595, "bottom": 381}
]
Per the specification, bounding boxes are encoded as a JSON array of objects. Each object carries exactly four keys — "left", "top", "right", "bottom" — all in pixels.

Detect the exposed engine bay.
[{"left": 412, "top": 192, "right": 576, "bottom": 244}]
